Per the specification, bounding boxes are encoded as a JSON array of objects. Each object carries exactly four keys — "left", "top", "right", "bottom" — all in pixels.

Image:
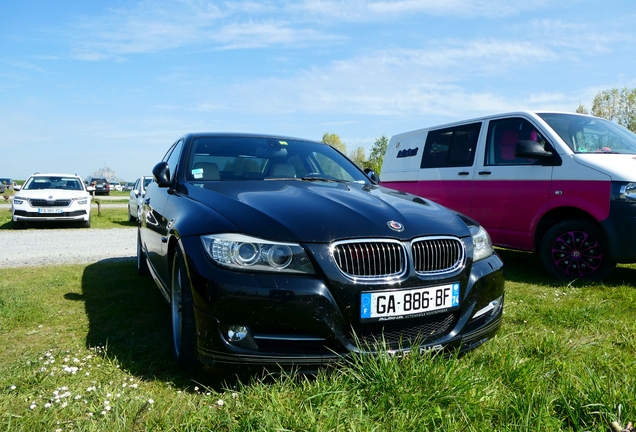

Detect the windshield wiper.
[{"left": 300, "top": 175, "right": 350, "bottom": 183}]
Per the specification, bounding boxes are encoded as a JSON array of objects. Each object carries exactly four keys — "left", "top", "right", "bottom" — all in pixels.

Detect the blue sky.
[{"left": 1, "top": 0, "right": 635, "bottom": 182}]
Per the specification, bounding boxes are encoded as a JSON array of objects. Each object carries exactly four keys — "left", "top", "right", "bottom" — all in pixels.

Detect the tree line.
[
  {"left": 577, "top": 87, "right": 636, "bottom": 132},
  {"left": 322, "top": 133, "right": 388, "bottom": 175}
]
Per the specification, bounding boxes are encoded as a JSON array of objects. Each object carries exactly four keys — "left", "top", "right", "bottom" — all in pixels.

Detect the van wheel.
[
  {"left": 539, "top": 219, "right": 615, "bottom": 281},
  {"left": 171, "top": 249, "right": 199, "bottom": 372}
]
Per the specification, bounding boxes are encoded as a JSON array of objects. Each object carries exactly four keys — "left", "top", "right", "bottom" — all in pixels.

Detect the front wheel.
[
  {"left": 127, "top": 205, "right": 136, "bottom": 222},
  {"left": 137, "top": 229, "right": 150, "bottom": 276},
  {"left": 539, "top": 219, "right": 616, "bottom": 281},
  {"left": 171, "top": 249, "right": 199, "bottom": 372}
]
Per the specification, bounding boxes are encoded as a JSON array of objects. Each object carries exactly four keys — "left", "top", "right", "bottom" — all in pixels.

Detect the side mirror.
[
  {"left": 364, "top": 168, "right": 380, "bottom": 185},
  {"left": 514, "top": 140, "right": 553, "bottom": 159},
  {"left": 152, "top": 162, "right": 171, "bottom": 187}
]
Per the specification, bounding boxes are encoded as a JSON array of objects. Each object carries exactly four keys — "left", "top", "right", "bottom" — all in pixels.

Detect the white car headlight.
[
  {"left": 470, "top": 225, "right": 494, "bottom": 262},
  {"left": 13, "top": 196, "right": 25, "bottom": 205},
  {"left": 201, "top": 233, "right": 315, "bottom": 274}
]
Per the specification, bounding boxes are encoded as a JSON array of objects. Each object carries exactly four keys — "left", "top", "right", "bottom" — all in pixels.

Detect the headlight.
[
  {"left": 201, "top": 233, "right": 315, "bottom": 274},
  {"left": 73, "top": 196, "right": 89, "bottom": 205},
  {"left": 13, "top": 196, "right": 25, "bottom": 205},
  {"left": 615, "top": 182, "right": 636, "bottom": 202},
  {"left": 470, "top": 225, "right": 494, "bottom": 262}
]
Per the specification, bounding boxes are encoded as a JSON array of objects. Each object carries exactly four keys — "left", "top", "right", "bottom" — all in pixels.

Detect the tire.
[
  {"left": 137, "top": 229, "right": 150, "bottom": 276},
  {"left": 171, "top": 249, "right": 199, "bottom": 372},
  {"left": 539, "top": 219, "right": 616, "bottom": 281},
  {"left": 82, "top": 219, "right": 91, "bottom": 228},
  {"left": 127, "top": 205, "right": 136, "bottom": 222}
]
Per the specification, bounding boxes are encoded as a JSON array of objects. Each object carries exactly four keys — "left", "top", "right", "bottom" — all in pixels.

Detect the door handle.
[
  {"left": 457, "top": 171, "right": 470, "bottom": 176},
  {"left": 478, "top": 171, "right": 492, "bottom": 176}
]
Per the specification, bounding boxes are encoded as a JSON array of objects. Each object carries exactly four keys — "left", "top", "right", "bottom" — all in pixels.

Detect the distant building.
[{"left": 90, "top": 166, "right": 122, "bottom": 182}]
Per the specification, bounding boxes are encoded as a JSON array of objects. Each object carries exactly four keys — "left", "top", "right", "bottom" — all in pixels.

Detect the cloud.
[{"left": 289, "top": 0, "right": 551, "bottom": 20}]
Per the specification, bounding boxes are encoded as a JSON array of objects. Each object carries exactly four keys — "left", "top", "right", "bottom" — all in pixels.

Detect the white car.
[
  {"left": 127, "top": 175, "right": 153, "bottom": 222},
  {"left": 110, "top": 181, "right": 123, "bottom": 192},
  {"left": 11, "top": 173, "right": 92, "bottom": 229}
]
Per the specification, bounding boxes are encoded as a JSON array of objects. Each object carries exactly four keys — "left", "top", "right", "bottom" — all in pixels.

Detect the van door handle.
[
  {"left": 478, "top": 171, "right": 492, "bottom": 176},
  {"left": 457, "top": 171, "right": 470, "bottom": 176}
]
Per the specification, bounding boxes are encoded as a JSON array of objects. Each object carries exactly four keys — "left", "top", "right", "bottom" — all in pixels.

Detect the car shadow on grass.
[
  {"left": 496, "top": 248, "right": 636, "bottom": 288},
  {"left": 77, "top": 259, "right": 283, "bottom": 390},
  {"left": 76, "top": 259, "right": 194, "bottom": 385}
]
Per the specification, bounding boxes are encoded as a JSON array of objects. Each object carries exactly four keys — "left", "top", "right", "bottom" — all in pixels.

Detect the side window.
[
  {"left": 485, "top": 118, "right": 547, "bottom": 166},
  {"left": 164, "top": 140, "right": 184, "bottom": 182},
  {"left": 420, "top": 123, "right": 480, "bottom": 168}
]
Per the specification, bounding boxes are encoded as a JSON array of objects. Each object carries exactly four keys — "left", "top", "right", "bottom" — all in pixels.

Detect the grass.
[
  {"left": 0, "top": 207, "right": 134, "bottom": 230},
  {"left": 1, "top": 253, "right": 635, "bottom": 431}
]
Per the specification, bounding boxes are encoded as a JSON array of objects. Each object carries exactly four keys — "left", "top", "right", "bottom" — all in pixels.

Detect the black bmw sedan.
[{"left": 138, "top": 133, "right": 505, "bottom": 375}]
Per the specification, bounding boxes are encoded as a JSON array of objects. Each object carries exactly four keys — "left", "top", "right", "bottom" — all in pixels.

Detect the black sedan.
[{"left": 138, "top": 133, "right": 505, "bottom": 376}]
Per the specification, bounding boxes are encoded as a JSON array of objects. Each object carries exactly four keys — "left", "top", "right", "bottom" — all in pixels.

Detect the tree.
[
  {"left": 579, "top": 87, "right": 636, "bottom": 132},
  {"left": 349, "top": 146, "right": 367, "bottom": 168},
  {"left": 322, "top": 133, "right": 347, "bottom": 154},
  {"left": 367, "top": 135, "right": 389, "bottom": 175}
]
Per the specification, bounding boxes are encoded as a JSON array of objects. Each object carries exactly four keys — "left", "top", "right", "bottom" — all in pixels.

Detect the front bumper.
[
  {"left": 602, "top": 201, "right": 636, "bottom": 263},
  {"left": 180, "top": 236, "right": 505, "bottom": 375},
  {"left": 12, "top": 208, "right": 90, "bottom": 222}
]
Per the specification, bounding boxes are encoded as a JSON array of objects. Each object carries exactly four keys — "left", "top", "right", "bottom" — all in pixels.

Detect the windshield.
[
  {"left": 24, "top": 176, "right": 84, "bottom": 191},
  {"left": 186, "top": 136, "right": 368, "bottom": 183},
  {"left": 538, "top": 113, "right": 636, "bottom": 154}
]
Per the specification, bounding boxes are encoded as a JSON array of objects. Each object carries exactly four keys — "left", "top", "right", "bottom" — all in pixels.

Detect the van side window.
[
  {"left": 420, "top": 123, "right": 481, "bottom": 168},
  {"left": 485, "top": 118, "right": 547, "bottom": 166}
]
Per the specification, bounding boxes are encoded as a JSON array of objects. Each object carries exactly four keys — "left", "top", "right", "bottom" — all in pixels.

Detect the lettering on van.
[{"left": 396, "top": 147, "right": 419, "bottom": 158}]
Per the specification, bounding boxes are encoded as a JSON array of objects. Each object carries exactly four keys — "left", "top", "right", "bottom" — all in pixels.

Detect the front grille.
[
  {"left": 28, "top": 199, "right": 72, "bottom": 207},
  {"left": 347, "top": 312, "right": 456, "bottom": 349},
  {"left": 332, "top": 240, "right": 406, "bottom": 279},
  {"left": 412, "top": 237, "right": 465, "bottom": 275}
]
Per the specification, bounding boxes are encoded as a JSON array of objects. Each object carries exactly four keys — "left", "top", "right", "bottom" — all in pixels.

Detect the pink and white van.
[{"left": 381, "top": 111, "right": 636, "bottom": 281}]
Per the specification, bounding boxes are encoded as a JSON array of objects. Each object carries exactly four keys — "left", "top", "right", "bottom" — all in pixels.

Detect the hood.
[
  {"left": 572, "top": 153, "right": 636, "bottom": 182},
  {"left": 185, "top": 180, "right": 470, "bottom": 243},
  {"left": 16, "top": 189, "right": 90, "bottom": 199}
]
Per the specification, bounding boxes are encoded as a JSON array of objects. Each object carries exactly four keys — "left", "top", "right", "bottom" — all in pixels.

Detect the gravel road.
[{"left": 0, "top": 228, "right": 137, "bottom": 268}]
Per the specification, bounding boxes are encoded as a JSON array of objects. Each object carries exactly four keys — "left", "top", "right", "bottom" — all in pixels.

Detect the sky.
[{"left": 1, "top": 0, "right": 635, "bottom": 182}]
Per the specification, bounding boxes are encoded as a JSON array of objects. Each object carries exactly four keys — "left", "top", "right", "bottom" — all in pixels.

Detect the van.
[{"left": 381, "top": 111, "right": 636, "bottom": 281}]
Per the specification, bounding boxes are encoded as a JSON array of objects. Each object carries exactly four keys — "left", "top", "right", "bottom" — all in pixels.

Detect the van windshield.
[{"left": 538, "top": 113, "right": 636, "bottom": 154}]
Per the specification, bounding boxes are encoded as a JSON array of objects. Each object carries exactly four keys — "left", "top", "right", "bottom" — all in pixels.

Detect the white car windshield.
[
  {"left": 539, "top": 113, "right": 636, "bottom": 154},
  {"left": 23, "top": 176, "right": 84, "bottom": 191}
]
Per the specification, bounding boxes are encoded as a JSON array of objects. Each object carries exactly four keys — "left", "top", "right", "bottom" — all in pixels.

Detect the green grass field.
[{"left": 1, "top": 212, "right": 635, "bottom": 430}]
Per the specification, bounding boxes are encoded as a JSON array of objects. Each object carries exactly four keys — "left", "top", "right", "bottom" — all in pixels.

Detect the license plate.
[
  {"left": 38, "top": 208, "right": 64, "bottom": 214},
  {"left": 360, "top": 283, "right": 460, "bottom": 321}
]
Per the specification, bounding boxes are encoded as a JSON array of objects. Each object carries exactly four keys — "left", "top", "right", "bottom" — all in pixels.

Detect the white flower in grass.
[
  {"left": 101, "top": 411, "right": 107, "bottom": 416},
  {"left": 148, "top": 399, "right": 154, "bottom": 405},
  {"left": 75, "top": 395, "right": 82, "bottom": 400},
  {"left": 217, "top": 399, "right": 224, "bottom": 407},
  {"left": 29, "top": 403, "right": 36, "bottom": 410},
  {"left": 194, "top": 386, "right": 199, "bottom": 392},
  {"left": 10, "top": 386, "right": 16, "bottom": 391},
  {"left": 131, "top": 384, "right": 138, "bottom": 389},
  {"left": 44, "top": 403, "right": 52, "bottom": 408}
]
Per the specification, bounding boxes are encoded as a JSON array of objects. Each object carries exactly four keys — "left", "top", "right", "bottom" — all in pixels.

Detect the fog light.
[
  {"left": 228, "top": 325, "right": 250, "bottom": 342},
  {"left": 472, "top": 296, "right": 503, "bottom": 320}
]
